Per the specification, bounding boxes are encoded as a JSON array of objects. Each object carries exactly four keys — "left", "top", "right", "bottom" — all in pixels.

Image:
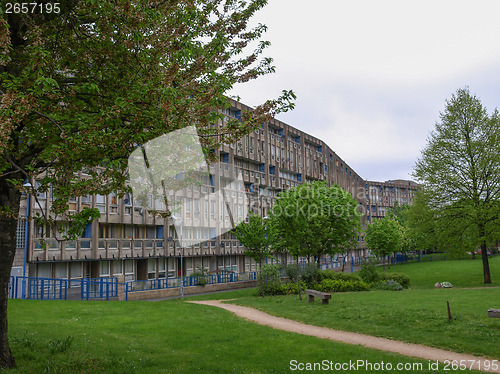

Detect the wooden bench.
[
  {"left": 305, "top": 289, "right": 331, "bottom": 304},
  {"left": 488, "top": 309, "right": 500, "bottom": 318}
]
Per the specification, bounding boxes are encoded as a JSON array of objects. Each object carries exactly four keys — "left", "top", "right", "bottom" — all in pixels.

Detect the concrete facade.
[{"left": 14, "top": 98, "right": 418, "bottom": 282}]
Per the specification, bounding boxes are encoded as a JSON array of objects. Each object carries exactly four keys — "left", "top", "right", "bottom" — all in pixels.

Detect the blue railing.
[
  {"left": 9, "top": 276, "right": 120, "bottom": 301},
  {"left": 27, "top": 277, "right": 68, "bottom": 300},
  {"left": 81, "top": 278, "right": 118, "bottom": 300},
  {"left": 9, "top": 271, "right": 260, "bottom": 301},
  {"left": 125, "top": 271, "right": 258, "bottom": 294}
]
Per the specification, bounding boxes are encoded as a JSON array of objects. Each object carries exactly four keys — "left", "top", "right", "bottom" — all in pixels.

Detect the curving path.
[{"left": 188, "top": 300, "right": 500, "bottom": 373}]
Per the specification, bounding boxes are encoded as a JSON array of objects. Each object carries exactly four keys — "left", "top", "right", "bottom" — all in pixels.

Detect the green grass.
[
  {"left": 226, "top": 255, "right": 500, "bottom": 359},
  {"left": 6, "top": 299, "right": 478, "bottom": 374},
  {"left": 383, "top": 254, "right": 500, "bottom": 289},
  {"left": 6, "top": 257, "right": 499, "bottom": 372},
  {"left": 229, "top": 288, "right": 500, "bottom": 358}
]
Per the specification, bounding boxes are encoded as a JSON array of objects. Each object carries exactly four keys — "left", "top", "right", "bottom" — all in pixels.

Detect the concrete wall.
[{"left": 119, "top": 279, "right": 257, "bottom": 301}]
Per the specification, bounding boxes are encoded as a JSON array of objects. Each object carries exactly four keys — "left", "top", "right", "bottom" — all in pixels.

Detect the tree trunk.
[
  {"left": 388, "top": 255, "right": 391, "bottom": 270},
  {"left": 478, "top": 224, "right": 491, "bottom": 284},
  {"left": 0, "top": 179, "right": 21, "bottom": 369},
  {"left": 296, "top": 259, "right": 302, "bottom": 301},
  {"left": 480, "top": 243, "right": 491, "bottom": 284}
]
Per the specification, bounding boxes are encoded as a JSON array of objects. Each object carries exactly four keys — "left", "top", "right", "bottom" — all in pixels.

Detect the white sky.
[{"left": 230, "top": 0, "right": 500, "bottom": 182}]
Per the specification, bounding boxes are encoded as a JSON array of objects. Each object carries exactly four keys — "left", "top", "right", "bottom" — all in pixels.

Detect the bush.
[
  {"left": 378, "top": 272, "right": 410, "bottom": 288},
  {"left": 283, "top": 264, "right": 299, "bottom": 282},
  {"left": 358, "top": 258, "right": 379, "bottom": 284},
  {"left": 191, "top": 266, "right": 209, "bottom": 287},
  {"left": 334, "top": 272, "right": 362, "bottom": 282},
  {"left": 280, "top": 281, "right": 307, "bottom": 295},
  {"left": 376, "top": 279, "right": 403, "bottom": 291},
  {"left": 316, "top": 278, "right": 369, "bottom": 293},
  {"left": 256, "top": 264, "right": 283, "bottom": 296},
  {"left": 301, "top": 263, "right": 320, "bottom": 287}
]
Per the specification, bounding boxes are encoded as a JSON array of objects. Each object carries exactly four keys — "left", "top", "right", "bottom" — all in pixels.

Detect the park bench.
[
  {"left": 487, "top": 309, "right": 500, "bottom": 318},
  {"left": 305, "top": 289, "right": 331, "bottom": 304}
]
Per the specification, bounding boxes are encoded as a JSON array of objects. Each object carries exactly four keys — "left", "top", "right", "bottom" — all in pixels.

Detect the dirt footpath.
[{"left": 188, "top": 300, "right": 500, "bottom": 373}]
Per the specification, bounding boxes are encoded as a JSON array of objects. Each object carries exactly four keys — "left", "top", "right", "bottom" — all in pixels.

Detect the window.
[
  {"left": 35, "top": 181, "right": 46, "bottom": 199},
  {"left": 70, "top": 262, "right": 82, "bottom": 279},
  {"left": 16, "top": 219, "right": 26, "bottom": 249},
  {"left": 112, "top": 261, "right": 123, "bottom": 275},
  {"left": 158, "top": 259, "right": 166, "bottom": 278},
  {"left": 100, "top": 261, "right": 110, "bottom": 277},
  {"left": 96, "top": 194, "right": 106, "bottom": 213},
  {"left": 210, "top": 200, "right": 216, "bottom": 220},
  {"left": 124, "top": 260, "right": 134, "bottom": 281},
  {"left": 148, "top": 259, "right": 156, "bottom": 279},
  {"left": 194, "top": 199, "right": 200, "bottom": 219},
  {"left": 185, "top": 198, "right": 192, "bottom": 218}
]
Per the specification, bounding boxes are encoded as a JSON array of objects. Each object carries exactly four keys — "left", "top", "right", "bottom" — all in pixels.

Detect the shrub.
[
  {"left": 316, "top": 278, "right": 369, "bottom": 293},
  {"left": 191, "top": 266, "right": 209, "bottom": 287},
  {"left": 378, "top": 272, "right": 410, "bottom": 288},
  {"left": 256, "top": 264, "right": 283, "bottom": 296},
  {"left": 333, "top": 272, "right": 362, "bottom": 282},
  {"left": 301, "top": 263, "right": 320, "bottom": 287},
  {"left": 376, "top": 279, "right": 403, "bottom": 291},
  {"left": 283, "top": 264, "right": 299, "bottom": 282},
  {"left": 318, "top": 269, "right": 335, "bottom": 281},
  {"left": 280, "top": 281, "right": 307, "bottom": 295},
  {"left": 358, "top": 258, "right": 379, "bottom": 284}
]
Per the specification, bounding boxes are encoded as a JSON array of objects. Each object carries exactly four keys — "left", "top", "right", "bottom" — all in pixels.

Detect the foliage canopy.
[
  {"left": 0, "top": 0, "right": 294, "bottom": 368},
  {"left": 413, "top": 88, "right": 500, "bottom": 283}
]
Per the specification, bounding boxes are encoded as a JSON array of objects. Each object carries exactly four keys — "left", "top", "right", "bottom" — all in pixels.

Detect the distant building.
[{"left": 365, "top": 179, "right": 419, "bottom": 221}]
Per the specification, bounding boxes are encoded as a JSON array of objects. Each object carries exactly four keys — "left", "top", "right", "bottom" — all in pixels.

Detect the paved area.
[{"left": 188, "top": 300, "right": 500, "bottom": 373}]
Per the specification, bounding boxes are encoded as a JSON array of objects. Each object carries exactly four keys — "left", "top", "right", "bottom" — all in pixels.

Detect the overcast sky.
[{"left": 229, "top": 0, "right": 500, "bottom": 182}]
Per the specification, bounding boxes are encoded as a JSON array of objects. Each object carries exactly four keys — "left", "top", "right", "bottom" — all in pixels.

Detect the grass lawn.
[
  {"left": 6, "top": 299, "right": 479, "bottom": 374},
  {"left": 5, "top": 257, "right": 498, "bottom": 372},
  {"left": 221, "top": 255, "right": 500, "bottom": 359},
  {"left": 383, "top": 254, "right": 500, "bottom": 289}
]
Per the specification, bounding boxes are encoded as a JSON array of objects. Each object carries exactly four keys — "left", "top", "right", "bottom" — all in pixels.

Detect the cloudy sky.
[{"left": 229, "top": 0, "right": 500, "bottom": 182}]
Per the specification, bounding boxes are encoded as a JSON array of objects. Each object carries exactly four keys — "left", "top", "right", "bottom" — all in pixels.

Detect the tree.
[
  {"left": 231, "top": 212, "right": 273, "bottom": 297},
  {"left": 365, "top": 217, "right": 403, "bottom": 270},
  {"left": 268, "top": 181, "right": 362, "bottom": 299},
  {"left": 413, "top": 88, "right": 500, "bottom": 284},
  {"left": 407, "top": 189, "right": 492, "bottom": 259},
  {"left": 387, "top": 202, "right": 414, "bottom": 262},
  {"left": 0, "top": 1, "right": 295, "bottom": 368},
  {"left": 404, "top": 189, "right": 440, "bottom": 255}
]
